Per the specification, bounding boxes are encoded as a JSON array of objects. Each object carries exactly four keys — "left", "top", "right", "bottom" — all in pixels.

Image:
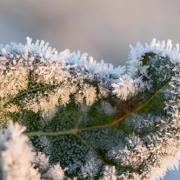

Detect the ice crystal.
[
  {"left": 0, "top": 122, "right": 65, "bottom": 180},
  {"left": 0, "top": 121, "right": 40, "bottom": 180},
  {"left": 112, "top": 75, "right": 136, "bottom": 100}
]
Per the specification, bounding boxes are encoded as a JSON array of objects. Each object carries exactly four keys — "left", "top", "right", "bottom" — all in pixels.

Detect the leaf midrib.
[{"left": 25, "top": 80, "right": 170, "bottom": 137}]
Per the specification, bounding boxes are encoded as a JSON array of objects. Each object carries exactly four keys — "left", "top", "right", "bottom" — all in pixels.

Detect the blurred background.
[{"left": 0, "top": 0, "right": 180, "bottom": 179}]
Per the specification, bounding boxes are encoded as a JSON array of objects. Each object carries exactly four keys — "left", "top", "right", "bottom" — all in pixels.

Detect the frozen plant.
[{"left": 0, "top": 38, "right": 179, "bottom": 179}]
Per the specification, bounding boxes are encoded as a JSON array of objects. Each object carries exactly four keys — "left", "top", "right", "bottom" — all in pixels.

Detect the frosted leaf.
[{"left": 0, "top": 38, "right": 179, "bottom": 179}]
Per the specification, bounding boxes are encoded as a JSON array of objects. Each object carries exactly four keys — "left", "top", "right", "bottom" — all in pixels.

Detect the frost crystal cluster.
[
  {"left": 0, "top": 122, "right": 64, "bottom": 180},
  {"left": 0, "top": 38, "right": 179, "bottom": 180}
]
